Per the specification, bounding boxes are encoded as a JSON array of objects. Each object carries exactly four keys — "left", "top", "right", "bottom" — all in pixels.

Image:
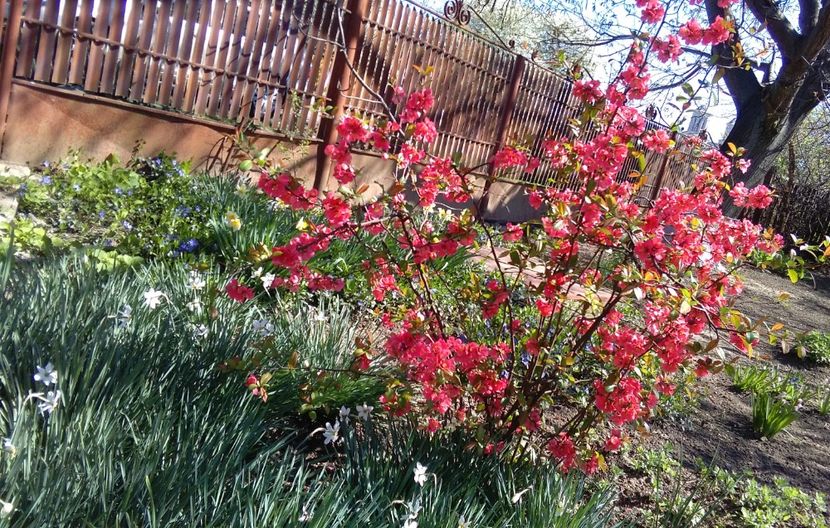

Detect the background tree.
[{"left": 488, "top": 0, "right": 830, "bottom": 214}]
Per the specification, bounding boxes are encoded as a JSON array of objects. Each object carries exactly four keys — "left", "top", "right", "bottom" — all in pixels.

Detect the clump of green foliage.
[
  {"left": 796, "top": 330, "right": 830, "bottom": 365},
  {"left": 617, "top": 446, "right": 828, "bottom": 528},
  {"left": 751, "top": 393, "right": 798, "bottom": 439},
  {"left": 5, "top": 152, "right": 211, "bottom": 258}
]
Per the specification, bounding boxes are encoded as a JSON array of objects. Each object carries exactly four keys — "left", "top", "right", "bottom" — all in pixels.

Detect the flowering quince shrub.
[{"left": 230, "top": 0, "right": 787, "bottom": 473}]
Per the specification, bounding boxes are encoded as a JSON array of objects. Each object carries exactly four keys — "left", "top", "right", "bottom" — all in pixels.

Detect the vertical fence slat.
[
  {"left": 216, "top": 0, "right": 250, "bottom": 117},
  {"left": 171, "top": 0, "right": 201, "bottom": 109},
  {"left": 115, "top": 0, "right": 143, "bottom": 96},
  {"left": 50, "top": 0, "right": 78, "bottom": 84},
  {"left": 129, "top": 0, "right": 158, "bottom": 99},
  {"left": 239, "top": 0, "right": 277, "bottom": 122},
  {"left": 67, "top": 0, "right": 94, "bottom": 85},
  {"left": 142, "top": 0, "right": 172, "bottom": 104},
  {"left": 14, "top": 0, "right": 40, "bottom": 78},
  {"left": 84, "top": 0, "right": 113, "bottom": 91},
  {"left": 193, "top": 0, "right": 229, "bottom": 115},
  {"left": 226, "top": 0, "right": 264, "bottom": 119},
  {"left": 32, "top": 0, "right": 59, "bottom": 81},
  {"left": 157, "top": 0, "right": 187, "bottom": 105},
  {"left": 100, "top": 0, "right": 127, "bottom": 94},
  {"left": 205, "top": 0, "right": 239, "bottom": 116}
]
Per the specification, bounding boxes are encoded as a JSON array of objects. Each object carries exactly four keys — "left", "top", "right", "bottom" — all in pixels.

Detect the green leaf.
[{"left": 787, "top": 269, "right": 799, "bottom": 283}]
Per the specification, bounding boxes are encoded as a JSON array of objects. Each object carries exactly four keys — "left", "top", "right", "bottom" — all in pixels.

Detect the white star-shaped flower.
[
  {"left": 323, "top": 421, "right": 340, "bottom": 445},
  {"left": 37, "top": 390, "right": 62, "bottom": 415},
  {"left": 188, "top": 272, "right": 206, "bottom": 291},
  {"left": 142, "top": 289, "right": 164, "bottom": 310},
  {"left": 33, "top": 363, "right": 57, "bottom": 386},
  {"left": 413, "top": 462, "right": 428, "bottom": 486},
  {"left": 357, "top": 403, "right": 373, "bottom": 421}
]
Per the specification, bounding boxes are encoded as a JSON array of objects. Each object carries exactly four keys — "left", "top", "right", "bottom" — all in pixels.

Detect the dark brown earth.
[{"left": 650, "top": 266, "right": 830, "bottom": 496}]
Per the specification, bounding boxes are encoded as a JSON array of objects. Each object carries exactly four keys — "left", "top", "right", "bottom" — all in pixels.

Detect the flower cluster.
[{"left": 229, "top": 0, "right": 782, "bottom": 472}]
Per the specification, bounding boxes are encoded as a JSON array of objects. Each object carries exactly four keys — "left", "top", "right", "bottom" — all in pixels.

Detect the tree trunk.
[{"left": 719, "top": 95, "right": 814, "bottom": 217}]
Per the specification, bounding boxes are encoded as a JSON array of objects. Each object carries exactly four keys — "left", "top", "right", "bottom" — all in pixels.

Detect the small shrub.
[
  {"left": 797, "top": 330, "right": 830, "bottom": 365},
  {"left": 9, "top": 152, "right": 211, "bottom": 259},
  {"left": 751, "top": 393, "right": 797, "bottom": 439}
]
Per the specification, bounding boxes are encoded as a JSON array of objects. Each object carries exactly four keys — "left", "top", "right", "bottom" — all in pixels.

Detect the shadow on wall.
[{"left": 483, "top": 180, "right": 542, "bottom": 223}]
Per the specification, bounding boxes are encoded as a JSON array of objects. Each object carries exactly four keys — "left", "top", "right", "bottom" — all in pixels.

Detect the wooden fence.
[{"left": 0, "top": 0, "right": 696, "bottom": 198}]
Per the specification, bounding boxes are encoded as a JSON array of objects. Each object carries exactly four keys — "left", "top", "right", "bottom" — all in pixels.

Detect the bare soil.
[{"left": 651, "top": 266, "right": 830, "bottom": 496}]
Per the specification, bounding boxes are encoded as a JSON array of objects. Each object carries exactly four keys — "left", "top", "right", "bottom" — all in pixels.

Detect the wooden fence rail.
[{"left": 0, "top": 0, "right": 697, "bottom": 198}]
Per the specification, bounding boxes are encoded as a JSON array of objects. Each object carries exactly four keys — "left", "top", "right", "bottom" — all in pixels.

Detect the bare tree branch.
[
  {"left": 744, "top": 0, "right": 801, "bottom": 59},
  {"left": 798, "top": 0, "right": 820, "bottom": 33}
]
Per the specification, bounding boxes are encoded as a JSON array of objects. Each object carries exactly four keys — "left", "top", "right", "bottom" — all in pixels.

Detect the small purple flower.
[
  {"left": 521, "top": 350, "right": 532, "bottom": 368},
  {"left": 114, "top": 187, "right": 123, "bottom": 196},
  {"left": 179, "top": 239, "right": 199, "bottom": 253},
  {"left": 39, "top": 175, "right": 52, "bottom": 185},
  {"left": 121, "top": 220, "right": 133, "bottom": 231},
  {"left": 98, "top": 211, "right": 106, "bottom": 220},
  {"left": 16, "top": 183, "right": 27, "bottom": 197},
  {"left": 174, "top": 205, "right": 192, "bottom": 218}
]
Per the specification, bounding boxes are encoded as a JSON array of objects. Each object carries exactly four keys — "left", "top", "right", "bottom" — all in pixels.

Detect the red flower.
[
  {"left": 226, "top": 279, "right": 254, "bottom": 303},
  {"left": 547, "top": 432, "right": 577, "bottom": 471}
]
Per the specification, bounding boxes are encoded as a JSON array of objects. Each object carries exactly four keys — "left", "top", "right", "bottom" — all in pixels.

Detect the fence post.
[
  {"left": 314, "top": 0, "right": 370, "bottom": 192},
  {"left": 479, "top": 54, "right": 525, "bottom": 217},
  {"left": 0, "top": 0, "right": 24, "bottom": 146},
  {"left": 648, "top": 130, "right": 678, "bottom": 202}
]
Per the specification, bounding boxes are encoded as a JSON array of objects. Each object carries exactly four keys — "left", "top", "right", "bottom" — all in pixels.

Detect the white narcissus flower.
[
  {"left": 357, "top": 403, "right": 373, "bottom": 421},
  {"left": 339, "top": 406, "right": 350, "bottom": 425},
  {"left": 323, "top": 421, "right": 340, "bottom": 445},
  {"left": 413, "top": 462, "right": 427, "bottom": 486},
  {"left": 0, "top": 499, "right": 13, "bottom": 518},
  {"left": 261, "top": 273, "right": 275, "bottom": 289},
  {"left": 252, "top": 319, "right": 274, "bottom": 337},
  {"left": 186, "top": 299, "right": 203, "bottom": 313},
  {"left": 402, "top": 520, "right": 418, "bottom": 528},
  {"left": 143, "top": 289, "right": 164, "bottom": 310},
  {"left": 188, "top": 272, "right": 206, "bottom": 291},
  {"left": 37, "top": 390, "right": 61, "bottom": 415},
  {"left": 2, "top": 438, "right": 14, "bottom": 456},
  {"left": 33, "top": 363, "right": 57, "bottom": 386}
]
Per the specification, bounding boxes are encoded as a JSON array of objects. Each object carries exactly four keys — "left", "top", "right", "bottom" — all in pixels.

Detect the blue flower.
[
  {"left": 114, "top": 187, "right": 123, "bottom": 196},
  {"left": 16, "top": 183, "right": 27, "bottom": 197},
  {"left": 121, "top": 220, "right": 133, "bottom": 231},
  {"left": 98, "top": 211, "right": 106, "bottom": 220},
  {"left": 521, "top": 350, "right": 532, "bottom": 368},
  {"left": 39, "top": 175, "right": 52, "bottom": 185},
  {"left": 175, "top": 205, "right": 192, "bottom": 218},
  {"left": 179, "top": 238, "right": 199, "bottom": 253}
]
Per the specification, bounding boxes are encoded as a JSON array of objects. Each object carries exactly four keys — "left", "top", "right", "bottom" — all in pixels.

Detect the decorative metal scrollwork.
[{"left": 444, "top": 0, "right": 471, "bottom": 25}]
